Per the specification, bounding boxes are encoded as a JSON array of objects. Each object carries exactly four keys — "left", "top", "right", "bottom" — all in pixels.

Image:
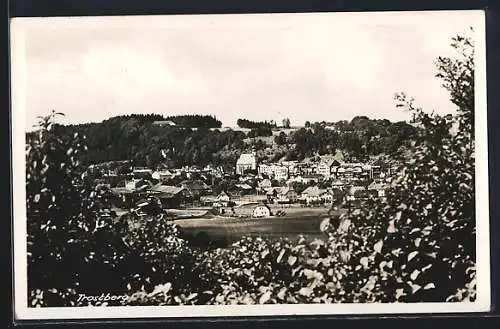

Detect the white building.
[
  {"left": 258, "top": 163, "right": 289, "bottom": 181},
  {"left": 272, "top": 165, "right": 289, "bottom": 181},
  {"left": 152, "top": 120, "right": 176, "bottom": 127},
  {"left": 152, "top": 170, "right": 174, "bottom": 181},
  {"left": 258, "top": 163, "right": 273, "bottom": 177},
  {"left": 253, "top": 204, "right": 271, "bottom": 218},
  {"left": 317, "top": 158, "right": 339, "bottom": 178},
  {"left": 236, "top": 153, "right": 257, "bottom": 175}
]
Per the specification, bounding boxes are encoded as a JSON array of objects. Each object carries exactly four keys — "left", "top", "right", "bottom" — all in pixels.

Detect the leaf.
[
  {"left": 360, "top": 257, "right": 369, "bottom": 269},
  {"left": 423, "top": 283, "right": 436, "bottom": 290},
  {"left": 149, "top": 283, "right": 172, "bottom": 297},
  {"left": 410, "top": 228, "right": 421, "bottom": 235},
  {"left": 259, "top": 291, "right": 271, "bottom": 304},
  {"left": 339, "top": 250, "right": 351, "bottom": 262},
  {"left": 414, "top": 238, "right": 422, "bottom": 248},
  {"left": 298, "top": 287, "right": 313, "bottom": 297},
  {"left": 391, "top": 248, "right": 402, "bottom": 257},
  {"left": 410, "top": 269, "right": 420, "bottom": 281},
  {"left": 422, "top": 264, "right": 433, "bottom": 273},
  {"left": 303, "top": 269, "right": 323, "bottom": 280},
  {"left": 288, "top": 255, "right": 297, "bottom": 266},
  {"left": 277, "top": 288, "right": 287, "bottom": 300},
  {"left": 320, "top": 218, "right": 330, "bottom": 232},
  {"left": 186, "top": 293, "right": 198, "bottom": 301},
  {"left": 426, "top": 252, "right": 437, "bottom": 259},
  {"left": 408, "top": 282, "right": 422, "bottom": 294},
  {"left": 387, "top": 220, "right": 397, "bottom": 233},
  {"left": 277, "top": 249, "right": 286, "bottom": 263},
  {"left": 408, "top": 251, "right": 419, "bottom": 262}
]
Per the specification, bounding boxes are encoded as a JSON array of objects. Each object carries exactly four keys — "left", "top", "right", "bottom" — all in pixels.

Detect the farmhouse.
[
  {"left": 215, "top": 191, "right": 231, "bottom": 207},
  {"left": 277, "top": 187, "right": 298, "bottom": 203},
  {"left": 148, "top": 184, "right": 187, "bottom": 208},
  {"left": 300, "top": 186, "right": 324, "bottom": 203},
  {"left": 180, "top": 180, "right": 212, "bottom": 198}
]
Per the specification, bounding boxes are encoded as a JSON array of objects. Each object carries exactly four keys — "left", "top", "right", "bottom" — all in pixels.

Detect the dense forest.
[{"left": 27, "top": 114, "right": 420, "bottom": 168}]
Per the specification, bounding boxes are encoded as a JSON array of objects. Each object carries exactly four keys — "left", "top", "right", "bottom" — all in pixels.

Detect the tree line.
[
  {"left": 27, "top": 114, "right": 421, "bottom": 169},
  {"left": 236, "top": 118, "right": 277, "bottom": 129}
]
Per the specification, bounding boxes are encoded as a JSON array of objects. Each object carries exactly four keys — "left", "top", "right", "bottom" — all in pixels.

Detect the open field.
[
  {"left": 174, "top": 207, "right": 345, "bottom": 246},
  {"left": 177, "top": 216, "right": 327, "bottom": 244}
]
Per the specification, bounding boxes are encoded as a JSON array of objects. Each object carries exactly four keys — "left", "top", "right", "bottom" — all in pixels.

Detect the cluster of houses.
[
  {"left": 236, "top": 150, "right": 390, "bottom": 183},
  {"left": 89, "top": 150, "right": 399, "bottom": 219}
]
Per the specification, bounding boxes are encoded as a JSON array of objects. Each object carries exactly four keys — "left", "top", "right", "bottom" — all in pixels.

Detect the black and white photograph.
[{"left": 11, "top": 10, "right": 489, "bottom": 320}]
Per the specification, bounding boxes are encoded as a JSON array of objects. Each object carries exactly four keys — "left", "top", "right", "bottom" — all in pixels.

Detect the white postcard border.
[{"left": 11, "top": 11, "right": 490, "bottom": 320}]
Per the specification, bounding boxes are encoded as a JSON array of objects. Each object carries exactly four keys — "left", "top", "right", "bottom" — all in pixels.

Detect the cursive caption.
[{"left": 77, "top": 293, "right": 129, "bottom": 304}]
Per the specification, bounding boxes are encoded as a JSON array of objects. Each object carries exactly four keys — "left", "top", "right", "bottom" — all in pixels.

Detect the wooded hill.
[{"left": 28, "top": 114, "right": 420, "bottom": 168}]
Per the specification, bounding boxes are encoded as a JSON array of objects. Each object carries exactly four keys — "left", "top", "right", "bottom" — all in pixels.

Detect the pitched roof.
[
  {"left": 265, "top": 187, "right": 288, "bottom": 195},
  {"left": 368, "top": 181, "right": 388, "bottom": 190},
  {"left": 301, "top": 186, "right": 325, "bottom": 197},
  {"left": 236, "top": 183, "right": 253, "bottom": 190},
  {"left": 150, "top": 184, "right": 184, "bottom": 195},
  {"left": 111, "top": 187, "right": 134, "bottom": 195},
  {"left": 333, "top": 150, "right": 345, "bottom": 163},
  {"left": 181, "top": 180, "right": 210, "bottom": 190},
  {"left": 258, "top": 178, "right": 272, "bottom": 187},
  {"left": 236, "top": 153, "right": 256, "bottom": 165},
  {"left": 319, "top": 155, "right": 338, "bottom": 167},
  {"left": 217, "top": 191, "right": 230, "bottom": 198}
]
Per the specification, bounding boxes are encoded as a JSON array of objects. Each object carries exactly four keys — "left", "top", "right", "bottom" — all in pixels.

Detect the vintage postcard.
[{"left": 11, "top": 10, "right": 489, "bottom": 320}]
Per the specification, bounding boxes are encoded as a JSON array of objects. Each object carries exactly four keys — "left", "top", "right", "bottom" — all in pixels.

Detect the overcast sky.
[{"left": 11, "top": 11, "right": 484, "bottom": 129}]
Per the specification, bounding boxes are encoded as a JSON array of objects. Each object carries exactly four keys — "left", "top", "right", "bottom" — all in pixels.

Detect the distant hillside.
[{"left": 78, "top": 114, "right": 223, "bottom": 128}]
